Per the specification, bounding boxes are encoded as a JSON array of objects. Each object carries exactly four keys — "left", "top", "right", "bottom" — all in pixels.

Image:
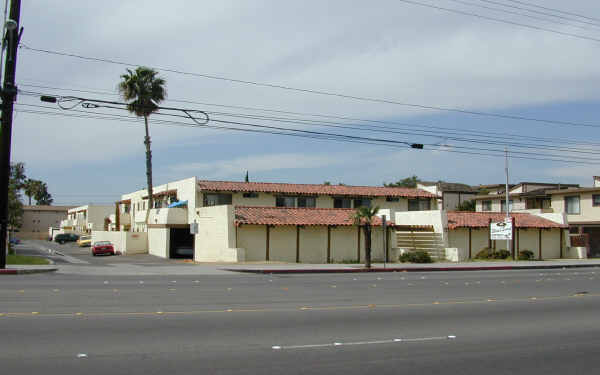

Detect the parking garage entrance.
[{"left": 169, "top": 227, "right": 194, "bottom": 259}]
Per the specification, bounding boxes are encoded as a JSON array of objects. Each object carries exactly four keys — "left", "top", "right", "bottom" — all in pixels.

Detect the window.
[
  {"left": 204, "top": 193, "right": 232, "bottom": 206},
  {"left": 123, "top": 204, "right": 130, "bottom": 214},
  {"left": 386, "top": 197, "right": 400, "bottom": 202},
  {"left": 408, "top": 198, "right": 431, "bottom": 211},
  {"left": 334, "top": 197, "right": 352, "bottom": 208},
  {"left": 154, "top": 200, "right": 162, "bottom": 209},
  {"left": 297, "top": 196, "right": 316, "bottom": 208},
  {"left": 593, "top": 194, "right": 600, "bottom": 207},
  {"left": 276, "top": 196, "right": 296, "bottom": 207},
  {"left": 243, "top": 192, "right": 259, "bottom": 198},
  {"left": 353, "top": 198, "right": 372, "bottom": 208},
  {"left": 482, "top": 200, "right": 492, "bottom": 211},
  {"left": 500, "top": 200, "right": 513, "bottom": 212},
  {"left": 565, "top": 196, "right": 580, "bottom": 214}
]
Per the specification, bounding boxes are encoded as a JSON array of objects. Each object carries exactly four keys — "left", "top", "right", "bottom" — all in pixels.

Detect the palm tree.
[
  {"left": 353, "top": 205, "right": 380, "bottom": 268},
  {"left": 118, "top": 67, "right": 167, "bottom": 226},
  {"left": 23, "top": 179, "right": 38, "bottom": 205}
]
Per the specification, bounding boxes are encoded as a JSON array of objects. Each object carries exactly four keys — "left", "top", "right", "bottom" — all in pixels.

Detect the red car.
[{"left": 92, "top": 241, "right": 115, "bottom": 256}]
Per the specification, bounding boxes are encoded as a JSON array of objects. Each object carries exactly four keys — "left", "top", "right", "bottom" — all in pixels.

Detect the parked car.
[
  {"left": 77, "top": 235, "right": 92, "bottom": 247},
  {"left": 9, "top": 237, "right": 20, "bottom": 245},
  {"left": 92, "top": 241, "right": 115, "bottom": 256},
  {"left": 54, "top": 233, "right": 79, "bottom": 244}
]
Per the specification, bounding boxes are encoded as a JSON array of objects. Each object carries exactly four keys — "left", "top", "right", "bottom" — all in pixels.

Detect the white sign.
[{"left": 490, "top": 220, "right": 512, "bottom": 240}]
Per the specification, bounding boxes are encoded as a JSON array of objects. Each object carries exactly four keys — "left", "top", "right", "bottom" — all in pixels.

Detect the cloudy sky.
[{"left": 10, "top": 0, "right": 600, "bottom": 205}]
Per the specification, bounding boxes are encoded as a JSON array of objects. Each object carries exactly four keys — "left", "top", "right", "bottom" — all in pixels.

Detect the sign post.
[
  {"left": 490, "top": 220, "right": 513, "bottom": 242},
  {"left": 382, "top": 216, "right": 387, "bottom": 269}
]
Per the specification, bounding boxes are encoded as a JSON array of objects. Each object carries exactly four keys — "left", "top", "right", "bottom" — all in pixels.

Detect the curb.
[
  {"left": 224, "top": 264, "right": 600, "bottom": 274},
  {"left": 0, "top": 267, "right": 58, "bottom": 275}
]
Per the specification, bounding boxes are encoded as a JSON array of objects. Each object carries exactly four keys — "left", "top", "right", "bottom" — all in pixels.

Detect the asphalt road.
[{"left": 1, "top": 268, "right": 599, "bottom": 374}]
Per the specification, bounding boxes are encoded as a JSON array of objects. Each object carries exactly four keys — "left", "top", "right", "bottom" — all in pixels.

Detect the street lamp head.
[{"left": 5, "top": 19, "right": 17, "bottom": 31}]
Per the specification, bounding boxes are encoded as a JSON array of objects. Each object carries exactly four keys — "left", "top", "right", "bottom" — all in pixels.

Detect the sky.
[{"left": 9, "top": 0, "right": 600, "bottom": 205}]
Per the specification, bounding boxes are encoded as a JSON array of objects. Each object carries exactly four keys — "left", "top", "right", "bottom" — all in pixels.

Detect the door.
[{"left": 169, "top": 227, "right": 194, "bottom": 259}]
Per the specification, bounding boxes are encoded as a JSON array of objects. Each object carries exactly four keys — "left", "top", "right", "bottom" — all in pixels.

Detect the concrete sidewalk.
[
  {"left": 223, "top": 259, "right": 600, "bottom": 274},
  {"left": 0, "top": 265, "right": 58, "bottom": 275}
]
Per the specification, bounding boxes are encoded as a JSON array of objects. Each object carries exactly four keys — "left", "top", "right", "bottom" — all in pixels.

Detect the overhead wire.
[
  {"left": 503, "top": 0, "right": 600, "bottom": 24},
  {"left": 19, "top": 44, "right": 600, "bottom": 129}
]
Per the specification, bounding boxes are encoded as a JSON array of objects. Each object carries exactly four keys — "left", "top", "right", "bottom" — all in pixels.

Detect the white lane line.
[{"left": 272, "top": 335, "right": 456, "bottom": 350}]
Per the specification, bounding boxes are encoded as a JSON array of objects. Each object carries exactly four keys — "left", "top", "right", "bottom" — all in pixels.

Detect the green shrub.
[
  {"left": 518, "top": 250, "right": 534, "bottom": 261},
  {"left": 475, "top": 248, "right": 511, "bottom": 260},
  {"left": 399, "top": 251, "right": 433, "bottom": 263}
]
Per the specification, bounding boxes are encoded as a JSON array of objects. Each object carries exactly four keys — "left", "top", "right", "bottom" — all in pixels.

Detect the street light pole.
[
  {"left": 505, "top": 147, "right": 512, "bottom": 259},
  {"left": 0, "top": 0, "right": 21, "bottom": 269}
]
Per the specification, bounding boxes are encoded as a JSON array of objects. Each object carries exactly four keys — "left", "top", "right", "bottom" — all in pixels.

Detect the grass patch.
[{"left": 7, "top": 254, "right": 50, "bottom": 265}]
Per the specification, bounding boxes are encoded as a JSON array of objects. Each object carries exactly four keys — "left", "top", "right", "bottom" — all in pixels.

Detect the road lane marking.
[
  {"left": 77, "top": 353, "right": 88, "bottom": 358},
  {"left": 272, "top": 335, "right": 456, "bottom": 350}
]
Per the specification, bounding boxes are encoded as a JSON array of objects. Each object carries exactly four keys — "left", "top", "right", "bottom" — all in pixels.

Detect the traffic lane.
[
  {"left": 1, "top": 296, "right": 599, "bottom": 375},
  {"left": 1, "top": 270, "right": 598, "bottom": 314}
]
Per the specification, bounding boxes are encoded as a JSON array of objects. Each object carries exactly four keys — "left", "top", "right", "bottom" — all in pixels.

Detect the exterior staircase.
[{"left": 395, "top": 230, "right": 446, "bottom": 260}]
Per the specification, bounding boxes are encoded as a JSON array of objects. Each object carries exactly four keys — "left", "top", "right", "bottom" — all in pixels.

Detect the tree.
[
  {"left": 323, "top": 181, "right": 331, "bottom": 185},
  {"left": 456, "top": 199, "right": 475, "bottom": 211},
  {"left": 23, "top": 179, "right": 37, "bottom": 205},
  {"left": 118, "top": 67, "right": 167, "bottom": 225},
  {"left": 33, "top": 181, "right": 53, "bottom": 205},
  {"left": 8, "top": 163, "right": 26, "bottom": 230},
  {"left": 245, "top": 171, "right": 249, "bottom": 182},
  {"left": 384, "top": 175, "right": 420, "bottom": 188},
  {"left": 353, "top": 206, "right": 380, "bottom": 269}
]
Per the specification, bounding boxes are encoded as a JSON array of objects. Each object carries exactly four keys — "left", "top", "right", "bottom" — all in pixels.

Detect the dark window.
[
  {"left": 593, "top": 195, "right": 600, "bottom": 207},
  {"left": 386, "top": 197, "right": 400, "bottom": 202},
  {"left": 353, "top": 198, "right": 372, "bottom": 208},
  {"left": 565, "top": 196, "right": 580, "bottom": 214},
  {"left": 276, "top": 196, "right": 296, "bottom": 207},
  {"left": 204, "top": 193, "right": 232, "bottom": 206},
  {"left": 243, "top": 192, "right": 259, "bottom": 198},
  {"left": 500, "top": 200, "right": 513, "bottom": 212},
  {"left": 482, "top": 200, "right": 492, "bottom": 211},
  {"left": 408, "top": 198, "right": 431, "bottom": 211},
  {"left": 334, "top": 198, "right": 352, "bottom": 208},
  {"left": 297, "top": 196, "right": 316, "bottom": 208}
]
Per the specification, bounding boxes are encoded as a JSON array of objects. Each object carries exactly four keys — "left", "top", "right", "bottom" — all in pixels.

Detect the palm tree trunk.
[
  {"left": 364, "top": 225, "right": 372, "bottom": 268},
  {"left": 143, "top": 115, "right": 153, "bottom": 229}
]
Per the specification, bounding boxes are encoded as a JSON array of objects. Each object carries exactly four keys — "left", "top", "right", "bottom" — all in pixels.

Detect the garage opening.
[{"left": 170, "top": 227, "right": 194, "bottom": 259}]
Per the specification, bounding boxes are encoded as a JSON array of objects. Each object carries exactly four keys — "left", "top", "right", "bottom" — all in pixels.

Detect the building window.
[
  {"left": 123, "top": 204, "right": 130, "bottom": 213},
  {"left": 408, "top": 198, "right": 431, "bottom": 211},
  {"left": 334, "top": 197, "right": 352, "bottom": 208},
  {"left": 276, "top": 196, "right": 296, "bottom": 208},
  {"left": 353, "top": 198, "right": 372, "bottom": 208},
  {"left": 565, "top": 196, "right": 580, "bottom": 214},
  {"left": 243, "top": 192, "right": 259, "bottom": 198},
  {"left": 482, "top": 200, "right": 492, "bottom": 211},
  {"left": 593, "top": 195, "right": 600, "bottom": 207},
  {"left": 386, "top": 197, "right": 400, "bottom": 202},
  {"left": 297, "top": 196, "right": 316, "bottom": 208},
  {"left": 500, "top": 200, "right": 513, "bottom": 212},
  {"left": 204, "top": 193, "right": 232, "bottom": 206}
]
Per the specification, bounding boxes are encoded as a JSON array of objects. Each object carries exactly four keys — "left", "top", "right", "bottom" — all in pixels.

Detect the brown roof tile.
[
  {"left": 199, "top": 180, "right": 434, "bottom": 198},
  {"left": 234, "top": 206, "right": 392, "bottom": 227},
  {"left": 447, "top": 212, "right": 566, "bottom": 229}
]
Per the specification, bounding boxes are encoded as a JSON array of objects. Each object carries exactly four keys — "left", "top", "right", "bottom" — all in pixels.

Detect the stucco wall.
[
  {"left": 269, "top": 226, "right": 297, "bottom": 262},
  {"left": 237, "top": 225, "right": 266, "bottom": 261},
  {"left": 552, "top": 192, "right": 600, "bottom": 224},
  {"left": 194, "top": 205, "right": 242, "bottom": 262},
  {"left": 330, "top": 226, "right": 358, "bottom": 262},
  {"left": 91, "top": 231, "right": 148, "bottom": 255},
  {"left": 148, "top": 228, "right": 169, "bottom": 258},
  {"left": 298, "top": 226, "right": 327, "bottom": 263}
]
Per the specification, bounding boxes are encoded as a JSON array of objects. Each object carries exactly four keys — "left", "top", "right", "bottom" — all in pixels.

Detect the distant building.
[
  {"left": 20, "top": 205, "right": 74, "bottom": 240},
  {"left": 417, "top": 181, "right": 479, "bottom": 211},
  {"left": 474, "top": 182, "right": 578, "bottom": 213}
]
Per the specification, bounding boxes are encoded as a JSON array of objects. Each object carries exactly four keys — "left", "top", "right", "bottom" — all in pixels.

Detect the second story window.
[
  {"left": 353, "top": 198, "right": 372, "bottom": 208},
  {"left": 334, "top": 197, "right": 352, "bottom": 208},
  {"left": 408, "top": 198, "right": 431, "bottom": 211},
  {"left": 386, "top": 197, "right": 400, "bottom": 202},
  {"left": 243, "top": 192, "right": 259, "bottom": 198},
  {"left": 204, "top": 193, "right": 232, "bottom": 206},
  {"left": 593, "top": 194, "right": 600, "bottom": 207},
  {"left": 565, "top": 196, "right": 580, "bottom": 214},
  {"left": 123, "top": 204, "right": 130, "bottom": 213},
  {"left": 500, "top": 200, "right": 513, "bottom": 213},
  {"left": 276, "top": 196, "right": 296, "bottom": 208},
  {"left": 297, "top": 196, "right": 316, "bottom": 208},
  {"left": 482, "top": 200, "right": 492, "bottom": 211}
]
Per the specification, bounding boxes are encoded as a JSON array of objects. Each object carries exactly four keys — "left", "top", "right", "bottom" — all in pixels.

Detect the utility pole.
[
  {"left": 0, "top": 0, "right": 21, "bottom": 269},
  {"left": 505, "top": 147, "right": 512, "bottom": 259}
]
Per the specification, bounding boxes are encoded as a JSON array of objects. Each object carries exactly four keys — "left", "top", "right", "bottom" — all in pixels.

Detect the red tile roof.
[
  {"left": 198, "top": 180, "right": 434, "bottom": 198},
  {"left": 447, "top": 212, "right": 567, "bottom": 229},
  {"left": 234, "top": 206, "right": 392, "bottom": 227}
]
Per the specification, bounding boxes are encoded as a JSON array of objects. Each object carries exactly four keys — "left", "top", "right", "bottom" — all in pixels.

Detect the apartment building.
[
  {"left": 474, "top": 182, "right": 578, "bottom": 213},
  {"left": 20, "top": 205, "right": 74, "bottom": 240},
  {"left": 417, "top": 181, "right": 478, "bottom": 210},
  {"left": 61, "top": 205, "right": 115, "bottom": 233}
]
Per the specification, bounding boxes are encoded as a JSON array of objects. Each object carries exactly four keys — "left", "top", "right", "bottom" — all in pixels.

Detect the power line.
[
  {"left": 14, "top": 104, "right": 600, "bottom": 166},
  {"left": 477, "top": 0, "right": 600, "bottom": 28},
  {"left": 19, "top": 45, "right": 600, "bottom": 129},
  {"left": 503, "top": 0, "right": 600, "bottom": 24},
  {"left": 17, "top": 84, "right": 600, "bottom": 150},
  {"left": 396, "top": 0, "right": 600, "bottom": 42},
  {"left": 446, "top": 0, "right": 599, "bottom": 31}
]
